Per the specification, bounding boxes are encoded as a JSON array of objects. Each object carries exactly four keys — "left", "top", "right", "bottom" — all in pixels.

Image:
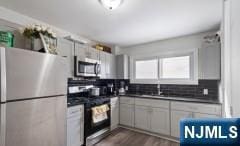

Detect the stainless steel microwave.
[{"left": 74, "top": 56, "right": 101, "bottom": 77}]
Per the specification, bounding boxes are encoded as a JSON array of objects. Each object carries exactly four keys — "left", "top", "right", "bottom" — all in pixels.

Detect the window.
[
  {"left": 161, "top": 56, "right": 190, "bottom": 79},
  {"left": 130, "top": 49, "right": 198, "bottom": 84},
  {"left": 135, "top": 59, "right": 158, "bottom": 79}
]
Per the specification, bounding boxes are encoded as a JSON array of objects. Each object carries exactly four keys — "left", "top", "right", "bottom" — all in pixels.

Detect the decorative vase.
[{"left": 31, "top": 38, "right": 43, "bottom": 51}]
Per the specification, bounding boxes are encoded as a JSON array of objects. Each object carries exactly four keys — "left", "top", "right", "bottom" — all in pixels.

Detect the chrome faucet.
[{"left": 157, "top": 84, "right": 163, "bottom": 95}]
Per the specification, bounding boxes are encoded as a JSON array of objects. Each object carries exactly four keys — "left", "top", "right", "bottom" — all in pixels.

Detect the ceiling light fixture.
[{"left": 99, "top": 0, "right": 123, "bottom": 10}]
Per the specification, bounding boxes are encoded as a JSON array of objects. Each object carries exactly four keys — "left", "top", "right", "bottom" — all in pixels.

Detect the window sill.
[{"left": 130, "top": 79, "right": 199, "bottom": 85}]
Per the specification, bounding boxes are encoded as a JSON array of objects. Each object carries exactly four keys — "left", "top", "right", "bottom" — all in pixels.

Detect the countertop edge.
[{"left": 118, "top": 94, "right": 221, "bottom": 105}]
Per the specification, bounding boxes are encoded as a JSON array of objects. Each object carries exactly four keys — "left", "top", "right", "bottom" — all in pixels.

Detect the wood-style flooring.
[{"left": 94, "top": 128, "right": 179, "bottom": 146}]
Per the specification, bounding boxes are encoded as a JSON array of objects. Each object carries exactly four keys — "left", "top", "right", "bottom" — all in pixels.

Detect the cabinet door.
[
  {"left": 150, "top": 107, "right": 170, "bottom": 135},
  {"left": 67, "top": 117, "right": 82, "bottom": 146},
  {"left": 171, "top": 110, "right": 192, "bottom": 138},
  {"left": 87, "top": 47, "right": 99, "bottom": 60},
  {"left": 110, "top": 54, "right": 116, "bottom": 78},
  {"left": 135, "top": 106, "right": 150, "bottom": 131},
  {"left": 75, "top": 43, "right": 86, "bottom": 59},
  {"left": 105, "top": 53, "right": 111, "bottom": 77},
  {"left": 105, "top": 53, "right": 116, "bottom": 79},
  {"left": 120, "top": 104, "right": 134, "bottom": 127},
  {"left": 199, "top": 42, "right": 221, "bottom": 79},
  {"left": 57, "top": 38, "right": 74, "bottom": 77},
  {"left": 79, "top": 115, "right": 84, "bottom": 146},
  {"left": 193, "top": 113, "right": 220, "bottom": 118},
  {"left": 100, "top": 52, "right": 106, "bottom": 79},
  {"left": 116, "top": 55, "right": 129, "bottom": 79},
  {"left": 111, "top": 104, "right": 119, "bottom": 130}
]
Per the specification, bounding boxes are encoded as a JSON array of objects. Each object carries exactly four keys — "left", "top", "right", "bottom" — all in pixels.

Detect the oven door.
[
  {"left": 84, "top": 104, "right": 111, "bottom": 140},
  {"left": 74, "top": 56, "right": 100, "bottom": 77}
]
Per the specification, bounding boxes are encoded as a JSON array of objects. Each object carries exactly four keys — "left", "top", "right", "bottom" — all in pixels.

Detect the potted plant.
[{"left": 22, "top": 24, "right": 57, "bottom": 54}]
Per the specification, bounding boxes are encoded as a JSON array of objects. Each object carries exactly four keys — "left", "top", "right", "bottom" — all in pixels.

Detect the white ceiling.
[{"left": 0, "top": 0, "right": 223, "bottom": 47}]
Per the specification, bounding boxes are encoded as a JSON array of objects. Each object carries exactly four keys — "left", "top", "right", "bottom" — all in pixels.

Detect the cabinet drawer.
[
  {"left": 120, "top": 97, "right": 134, "bottom": 105},
  {"left": 171, "top": 102, "right": 221, "bottom": 115},
  {"left": 67, "top": 105, "right": 84, "bottom": 118},
  {"left": 135, "top": 98, "right": 170, "bottom": 109}
]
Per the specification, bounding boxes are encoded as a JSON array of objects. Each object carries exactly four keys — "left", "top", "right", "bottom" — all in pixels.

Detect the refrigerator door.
[
  {"left": 5, "top": 96, "right": 66, "bottom": 146},
  {"left": 2, "top": 47, "right": 68, "bottom": 101},
  {"left": 0, "top": 103, "right": 6, "bottom": 146}
]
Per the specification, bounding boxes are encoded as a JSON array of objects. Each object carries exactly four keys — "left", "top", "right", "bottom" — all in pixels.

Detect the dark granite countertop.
[{"left": 119, "top": 94, "right": 221, "bottom": 104}]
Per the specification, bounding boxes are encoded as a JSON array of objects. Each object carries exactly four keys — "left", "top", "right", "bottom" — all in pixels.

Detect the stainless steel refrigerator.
[{"left": 0, "top": 47, "right": 68, "bottom": 146}]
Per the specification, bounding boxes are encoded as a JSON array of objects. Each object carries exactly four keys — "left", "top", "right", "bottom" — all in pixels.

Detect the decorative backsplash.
[
  {"left": 126, "top": 80, "right": 219, "bottom": 100},
  {"left": 68, "top": 79, "right": 219, "bottom": 100}
]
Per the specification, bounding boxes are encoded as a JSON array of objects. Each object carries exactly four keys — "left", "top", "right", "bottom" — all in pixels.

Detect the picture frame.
[{"left": 40, "top": 33, "right": 58, "bottom": 54}]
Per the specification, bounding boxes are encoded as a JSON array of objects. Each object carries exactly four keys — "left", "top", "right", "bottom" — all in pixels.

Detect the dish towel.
[{"left": 92, "top": 104, "right": 110, "bottom": 123}]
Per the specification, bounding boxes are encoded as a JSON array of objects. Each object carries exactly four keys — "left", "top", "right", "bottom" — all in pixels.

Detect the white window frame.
[{"left": 130, "top": 49, "right": 198, "bottom": 85}]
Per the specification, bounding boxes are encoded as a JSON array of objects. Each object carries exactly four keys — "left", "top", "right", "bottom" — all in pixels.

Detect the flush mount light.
[{"left": 99, "top": 0, "right": 123, "bottom": 10}]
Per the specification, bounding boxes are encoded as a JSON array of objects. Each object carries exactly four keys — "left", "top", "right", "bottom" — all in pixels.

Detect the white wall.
[
  {"left": 119, "top": 31, "right": 218, "bottom": 56},
  {"left": 222, "top": 0, "right": 240, "bottom": 117},
  {"left": 0, "top": 6, "right": 91, "bottom": 43}
]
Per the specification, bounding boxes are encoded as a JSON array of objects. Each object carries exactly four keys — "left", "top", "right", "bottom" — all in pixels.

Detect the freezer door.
[
  {"left": 3, "top": 47, "right": 68, "bottom": 101},
  {"left": 5, "top": 96, "right": 66, "bottom": 146}
]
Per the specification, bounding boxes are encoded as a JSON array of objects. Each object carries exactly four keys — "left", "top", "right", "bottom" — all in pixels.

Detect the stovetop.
[{"left": 67, "top": 96, "right": 110, "bottom": 107}]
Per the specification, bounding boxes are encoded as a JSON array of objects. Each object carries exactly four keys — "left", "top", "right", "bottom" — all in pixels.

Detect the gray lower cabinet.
[
  {"left": 150, "top": 107, "right": 170, "bottom": 135},
  {"left": 135, "top": 106, "right": 150, "bottom": 131},
  {"left": 170, "top": 110, "right": 192, "bottom": 138},
  {"left": 135, "top": 105, "right": 170, "bottom": 135},
  {"left": 170, "top": 101, "right": 222, "bottom": 138},
  {"left": 57, "top": 38, "right": 74, "bottom": 77},
  {"left": 119, "top": 97, "right": 222, "bottom": 139},
  {"left": 111, "top": 97, "right": 119, "bottom": 130},
  {"left": 67, "top": 105, "right": 84, "bottom": 146},
  {"left": 119, "top": 103, "right": 134, "bottom": 127}
]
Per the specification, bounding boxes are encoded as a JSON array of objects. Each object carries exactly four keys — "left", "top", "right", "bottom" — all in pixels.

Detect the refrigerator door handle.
[{"left": 0, "top": 47, "right": 7, "bottom": 103}]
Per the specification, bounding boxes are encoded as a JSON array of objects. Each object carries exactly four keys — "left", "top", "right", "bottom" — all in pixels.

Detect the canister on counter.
[{"left": 0, "top": 31, "right": 14, "bottom": 47}]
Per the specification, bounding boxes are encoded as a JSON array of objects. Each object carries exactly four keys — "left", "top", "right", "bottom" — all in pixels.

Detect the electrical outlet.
[{"left": 203, "top": 89, "right": 208, "bottom": 95}]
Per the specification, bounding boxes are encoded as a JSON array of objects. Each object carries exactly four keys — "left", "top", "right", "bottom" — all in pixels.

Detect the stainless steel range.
[{"left": 68, "top": 85, "right": 111, "bottom": 146}]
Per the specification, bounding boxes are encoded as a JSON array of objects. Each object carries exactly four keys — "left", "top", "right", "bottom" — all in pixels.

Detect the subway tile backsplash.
[
  {"left": 127, "top": 80, "right": 219, "bottom": 100},
  {"left": 68, "top": 79, "right": 219, "bottom": 100}
]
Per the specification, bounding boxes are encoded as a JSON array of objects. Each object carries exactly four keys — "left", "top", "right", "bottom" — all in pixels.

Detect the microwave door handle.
[
  {"left": 94, "top": 63, "right": 98, "bottom": 76},
  {"left": 95, "top": 63, "right": 100, "bottom": 76}
]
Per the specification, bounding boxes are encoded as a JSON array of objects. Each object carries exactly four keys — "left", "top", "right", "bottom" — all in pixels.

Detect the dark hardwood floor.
[{"left": 94, "top": 128, "right": 179, "bottom": 146}]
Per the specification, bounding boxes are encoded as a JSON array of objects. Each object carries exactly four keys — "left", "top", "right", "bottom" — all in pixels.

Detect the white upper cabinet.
[
  {"left": 116, "top": 54, "right": 129, "bottom": 79},
  {"left": 100, "top": 51, "right": 116, "bottom": 79},
  {"left": 100, "top": 51, "right": 107, "bottom": 79},
  {"left": 199, "top": 42, "right": 221, "bottom": 79},
  {"left": 57, "top": 38, "right": 74, "bottom": 77},
  {"left": 74, "top": 43, "right": 86, "bottom": 59},
  {"left": 86, "top": 47, "right": 99, "bottom": 60}
]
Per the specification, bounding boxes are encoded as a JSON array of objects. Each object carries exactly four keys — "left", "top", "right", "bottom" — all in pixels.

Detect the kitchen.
[{"left": 0, "top": 0, "right": 240, "bottom": 146}]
